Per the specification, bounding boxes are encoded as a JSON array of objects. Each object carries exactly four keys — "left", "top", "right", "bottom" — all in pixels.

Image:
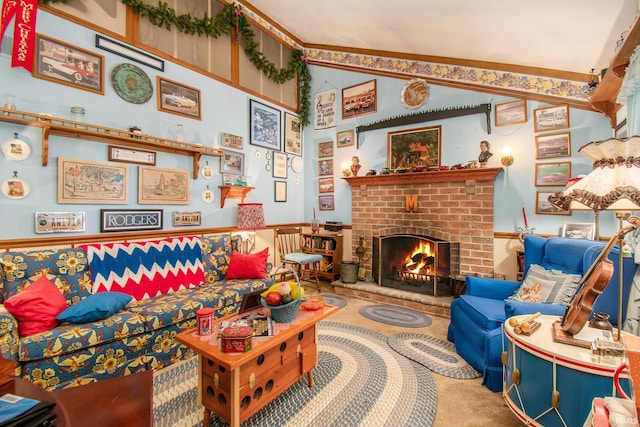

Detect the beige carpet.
[{"left": 305, "top": 281, "right": 522, "bottom": 427}]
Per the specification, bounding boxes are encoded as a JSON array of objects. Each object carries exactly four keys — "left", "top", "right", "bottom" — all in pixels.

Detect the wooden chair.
[{"left": 274, "top": 227, "right": 322, "bottom": 292}]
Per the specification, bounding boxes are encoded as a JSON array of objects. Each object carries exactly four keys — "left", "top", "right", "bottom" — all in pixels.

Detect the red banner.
[{"left": 1, "top": 0, "right": 38, "bottom": 72}]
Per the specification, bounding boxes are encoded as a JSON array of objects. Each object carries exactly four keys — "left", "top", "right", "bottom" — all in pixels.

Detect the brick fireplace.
[{"left": 344, "top": 168, "right": 503, "bottom": 285}]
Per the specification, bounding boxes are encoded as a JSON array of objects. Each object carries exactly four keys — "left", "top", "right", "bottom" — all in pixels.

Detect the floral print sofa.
[{"left": 0, "top": 233, "right": 272, "bottom": 390}]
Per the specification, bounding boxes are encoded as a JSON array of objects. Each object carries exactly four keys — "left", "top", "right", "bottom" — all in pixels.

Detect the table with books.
[{"left": 175, "top": 301, "right": 338, "bottom": 427}]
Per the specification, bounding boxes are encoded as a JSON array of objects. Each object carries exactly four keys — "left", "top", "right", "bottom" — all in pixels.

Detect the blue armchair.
[{"left": 447, "top": 235, "right": 637, "bottom": 392}]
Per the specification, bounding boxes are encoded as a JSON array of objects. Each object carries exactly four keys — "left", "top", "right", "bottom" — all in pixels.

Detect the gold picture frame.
[
  {"left": 58, "top": 157, "right": 129, "bottom": 204},
  {"left": 138, "top": 166, "right": 189, "bottom": 204},
  {"left": 533, "top": 105, "right": 570, "bottom": 133},
  {"left": 342, "top": 79, "right": 377, "bottom": 119},
  {"left": 495, "top": 100, "right": 527, "bottom": 127}
]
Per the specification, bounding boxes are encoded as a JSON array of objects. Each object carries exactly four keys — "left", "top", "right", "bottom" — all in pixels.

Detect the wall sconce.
[
  {"left": 342, "top": 162, "right": 352, "bottom": 177},
  {"left": 501, "top": 146, "right": 514, "bottom": 167}
]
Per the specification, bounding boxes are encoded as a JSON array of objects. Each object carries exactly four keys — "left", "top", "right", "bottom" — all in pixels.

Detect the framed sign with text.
[{"left": 100, "top": 209, "right": 163, "bottom": 232}]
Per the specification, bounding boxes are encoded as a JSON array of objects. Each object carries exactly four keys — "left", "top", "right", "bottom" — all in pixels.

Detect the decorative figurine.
[
  {"left": 350, "top": 156, "right": 361, "bottom": 176},
  {"left": 478, "top": 140, "right": 493, "bottom": 167}
]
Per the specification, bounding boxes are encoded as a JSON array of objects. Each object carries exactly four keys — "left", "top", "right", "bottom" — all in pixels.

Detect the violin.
[{"left": 561, "top": 216, "right": 640, "bottom": 335}]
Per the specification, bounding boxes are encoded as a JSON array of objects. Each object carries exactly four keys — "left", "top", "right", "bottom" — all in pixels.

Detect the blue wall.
[{"left": 0, "top": 10, "right": 619, "bottom": 240}]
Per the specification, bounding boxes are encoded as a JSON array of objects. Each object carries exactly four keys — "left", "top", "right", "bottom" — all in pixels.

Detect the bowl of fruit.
[{"left": 260, "top": 270, "right": 306, "bottom": 323}]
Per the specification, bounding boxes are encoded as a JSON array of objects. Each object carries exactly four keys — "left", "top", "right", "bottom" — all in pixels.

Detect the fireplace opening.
[{"left": 372, "top": 234, "right": 457, "bottom": 296}]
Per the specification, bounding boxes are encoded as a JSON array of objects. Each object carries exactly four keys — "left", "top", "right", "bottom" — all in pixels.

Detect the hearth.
[{"left": 372, "top": 234, "right": 457, "bottom": 296}]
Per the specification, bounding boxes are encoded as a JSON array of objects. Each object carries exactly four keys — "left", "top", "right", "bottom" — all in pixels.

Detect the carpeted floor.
[{"left": 153, "top": 321, "right": 437, "bottom": 427}]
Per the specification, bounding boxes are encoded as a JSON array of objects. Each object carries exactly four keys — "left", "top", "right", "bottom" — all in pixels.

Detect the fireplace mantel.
[{"left": 342, "top": 167, "right": 503, "bottom": 187}]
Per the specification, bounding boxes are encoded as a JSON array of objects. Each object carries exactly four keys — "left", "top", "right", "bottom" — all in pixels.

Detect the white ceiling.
[{"left": 248, "top": 0, "right": 638, "bottom": 76}]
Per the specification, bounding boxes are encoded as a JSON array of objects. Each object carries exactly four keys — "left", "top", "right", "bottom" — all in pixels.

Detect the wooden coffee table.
[{"left": 176, "top": 302, "right": 338, "bottom": 427}]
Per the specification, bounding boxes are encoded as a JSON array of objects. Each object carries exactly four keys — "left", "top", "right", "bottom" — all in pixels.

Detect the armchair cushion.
[
  {"left": 454, "top": 295, "right": 506, "bottom": 331},
  {"left": 508, "top": 264, "right": 581, "bottom": 304}
]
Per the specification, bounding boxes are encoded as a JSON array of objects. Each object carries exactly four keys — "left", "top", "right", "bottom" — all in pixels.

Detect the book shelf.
[{"left": 301, "top": 233, "right": 343, "bottom": 281}]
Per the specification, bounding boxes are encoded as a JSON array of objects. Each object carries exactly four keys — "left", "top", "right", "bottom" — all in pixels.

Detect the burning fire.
[{"left": 403, "top": 240, "right": 434, "bottom": 275}]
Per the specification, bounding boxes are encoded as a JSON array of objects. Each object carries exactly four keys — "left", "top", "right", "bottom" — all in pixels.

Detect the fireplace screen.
[{"left": 372, "top": 234, "right": 454, "bottom": 296}]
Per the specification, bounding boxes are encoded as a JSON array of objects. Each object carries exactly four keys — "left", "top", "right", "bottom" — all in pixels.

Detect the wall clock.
[{"left": 401, "top": 79, "right": 429, "bottom": 110}]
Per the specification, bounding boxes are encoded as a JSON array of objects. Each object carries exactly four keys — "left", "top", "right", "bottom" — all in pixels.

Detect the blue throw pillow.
[{"left": 56, "top": 292, "right": 132, "bottom": 323}]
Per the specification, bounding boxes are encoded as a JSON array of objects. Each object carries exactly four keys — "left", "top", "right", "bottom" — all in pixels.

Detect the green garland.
[{"left": 39, "top": 0, "right": 311, "bottom": 126}]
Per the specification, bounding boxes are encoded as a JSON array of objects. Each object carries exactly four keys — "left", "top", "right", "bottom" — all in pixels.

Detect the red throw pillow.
[
  {"left": 4, "top": 275, "right": 68, "bottom": 337},
  {"left": 225, "top": 248, "right": 269, "bottom": 280}
]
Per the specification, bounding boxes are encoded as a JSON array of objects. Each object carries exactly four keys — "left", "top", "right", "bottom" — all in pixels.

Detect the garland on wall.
[{"left": 39, "top": 0, "right": 311, "bottom": 126}]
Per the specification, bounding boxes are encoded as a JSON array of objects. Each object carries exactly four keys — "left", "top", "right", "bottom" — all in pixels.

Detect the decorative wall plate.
[
  {"left": 2, "top": 134, "right": 30, "bottom": 161},
  {"left": 201, "top": 164, "right": 213, "bottom": 179},
  {"left": 1, "top": 177, "right": 29, "bottom": 199},
  {"left": 401, "top": 79, "right": 429, "bottom": 110},
  {"left": 111, "top": 63, "right": 153, "bottom": 104},
  {"left": 202, "top": 189, "right": 214, "bottom": 203},
  {"left": 291, "top": 156, "right": 303, "bottom": 173}
]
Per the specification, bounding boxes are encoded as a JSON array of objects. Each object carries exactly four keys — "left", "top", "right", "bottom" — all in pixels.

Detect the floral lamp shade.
[{"left": 237, "top": 203, "right": 266, "bottom": 231}]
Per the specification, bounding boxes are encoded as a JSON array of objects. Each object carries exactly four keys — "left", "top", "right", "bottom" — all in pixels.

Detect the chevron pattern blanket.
[{"left": 80, "top": 236, "right": 205, "bottom": 301}]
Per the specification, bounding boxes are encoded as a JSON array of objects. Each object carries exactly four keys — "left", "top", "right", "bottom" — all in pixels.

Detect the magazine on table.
[{"left": 218, "top": 313, "right": 274, "bottom": 337}]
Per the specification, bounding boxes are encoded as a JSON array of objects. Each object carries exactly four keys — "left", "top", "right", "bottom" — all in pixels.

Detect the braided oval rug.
[{"left": 153, "top": 321, "right": 437, "bottom": 427}]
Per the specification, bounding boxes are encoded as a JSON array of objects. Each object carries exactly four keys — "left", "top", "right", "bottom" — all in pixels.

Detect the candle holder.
[{"left": 518, "top": 226, "right": 535, "bottom": 244}]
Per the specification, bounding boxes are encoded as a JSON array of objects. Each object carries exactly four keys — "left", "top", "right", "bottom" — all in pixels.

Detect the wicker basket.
[{"left": 261, "top": 264, "right": 305, "bottom": 323}]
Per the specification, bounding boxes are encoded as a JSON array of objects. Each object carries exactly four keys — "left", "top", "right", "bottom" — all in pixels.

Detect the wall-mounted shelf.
[
  {"left": 218, "top": 185, "right": 254, "bottom": 208},
  {"left": 0, "top": 108, "right": 222, "bottom": 179},
  {"left": 588, "top": 16, "right": 640, "bottom": 128}
]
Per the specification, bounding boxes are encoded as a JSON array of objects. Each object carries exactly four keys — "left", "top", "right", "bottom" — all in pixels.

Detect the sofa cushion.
[
  {"left": 57, "top": 292, "right": 133, "bottom": 324},
  {"left": 454, "top": 295, "right": 506, "bottom": 331},
  {"left": 508, "top": 264, "right": 581, "bottom": 304},
  {"left": 80, "top": 236, "right": 205, "bottom": 301},
  {"left": 200, "top": 234, "right": 233, "bottom": 284},
  {"left": 225, "top": 248, "right": 269, "bottom": 280},
  {"left": 3, "top": 276, "right": 68, "bottom": 337}
]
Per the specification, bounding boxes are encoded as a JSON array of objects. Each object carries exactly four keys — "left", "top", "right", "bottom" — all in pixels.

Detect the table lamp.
[
  {"left": 549, "top": 136, "right": 640, "bottom": 340},
  {"left": 237, "top": 203, "right": 266, "bottom": 253}
]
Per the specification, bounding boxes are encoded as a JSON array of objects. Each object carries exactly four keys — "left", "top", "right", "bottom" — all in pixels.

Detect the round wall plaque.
[
  {"left": 401, "top": 79, "right": 429, "bottom": 110},
  {"left": 111, "top": 63, "right": 153, "bottom": 104}
]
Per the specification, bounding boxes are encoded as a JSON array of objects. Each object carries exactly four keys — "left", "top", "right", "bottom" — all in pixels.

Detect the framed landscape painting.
[{"left": 388, "top": 125, "right": 441, "bottom": 170}]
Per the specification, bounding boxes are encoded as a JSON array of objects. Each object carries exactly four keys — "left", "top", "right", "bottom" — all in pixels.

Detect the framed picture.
[
  {"left": 535, "top": 132, "right": 571, "bottom": 159},
  {"left": 561, "top": 222, "right": 596, "bottom": 239},
  {"left": 58, "top": 157, "right": 128, "bottom": 204},
  {"left": 533, "top": 105, "right": 570, "bottom": 132},
  {"left": 172, "top": 211, "right": 201, "bottom": 226},
  {"left": 221, "top": 133, "right": 243, "bottom": 149},
  {"left": 95, "top": 34, "right": 164, "bottom": 71},
  {"left": 319, "top": 195, "right": 335, "bottom": 211},
  {"left": 222, "top": 174, "right": 248, "bottom": 186},
  {"left": 318, "top": 176, "right": 334, "bottom": 193},
  {"left": 536, "top": 191, "right": 571, "bottom": 215},
  {"left": 221, "top": 149, "right": 245, "bottom": 175},
  {"left": 100, "top": 209, "right": 163, "bottom": 232},
  {"left": 337, "top": 129, "right": 355, "bottom": 148},
  {"left": 108, "top": 145, "right": 156, "bottom": 165},
  {"left": 535, "top": 162, "right": 571, "bottom": 187},
  {"left": 495, "top": 100, "right": 527, "bottom": 127},
  {"left": 274, "top": 180, "right": 287, "bottom": 202},
  {"left": 342, "top": 79, "right": 377, "bottom": 119},
  {"left": 273, "top": 152, "right": 288, "bottom": 178},
  {"left": 35, "top": 212, "right": 85, "bottom": 233},
  {"left": 388, "top": 125, "right": 441, "bottom": 170},
  {"left": 34, "top": 34, "right": 104, "bottom": 95},
  {"left": 138, "top": 166, "right": 189, "bottom": 204},
  {"left": 318, "top": 141, "right": 333, "bottom": 158},
  {"left": 250, "top": 99, "right": 281, "bottom": 150},
  {"left": 284, "top": 113, "right": 302, "bottom": 156},
  {"left": 318, "top": 159, "right": 334, "bottom": 176},
  {"left": 157, "top": 76, "right": 201, "bottom": 120}
]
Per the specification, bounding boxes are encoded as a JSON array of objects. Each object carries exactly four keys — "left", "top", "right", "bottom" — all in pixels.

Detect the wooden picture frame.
[
  {"left": 221, "top": 149, "right": 245, "bottom": 175},
  {"left": 319, "top": 195, "right": 335, "bottom": 211},
  {"left": 157, "top": 76, "right": 201, "bottom": 120},
  {"left": 535, "top": 132, "right": 571, "bottom": 159},
  {"left": 561, "top": 222, "right": 596, "bottom": 239},
  {"left": 35, "top": 212, "right": 85, "bottom": 233},
  {"left": 138, "top": 166, "right": 189, "bottom": 204},
  {"left": 108, "top": 145, "right": 156, "bottom": 165},
  {"left": 273, "top": 152, "right": 288, "bottom": 178},
  {"left": 536, "top": 191, "right": 571, "bottom": 215},
  {"left": 318, "top": 176, "right": 334, "bottom": 193},
  {"left": 318, "top": 159, "right": 334, "bottom": 176},
  {"left": 533, "top": 105, "right": 570, "bottom": 132},
  {"left": 250, "top": 99, "right": 281, "bottom": 150},
  {"left": 34, "top": 34, "right": 104, "bottom": 95},
  {"left": 284, "top": 113, "right": 302, "bottom": 156},
  {"left": 342, "top": 79, "right": 377, "bottom": 119},
  {"left": 337, "top": 129, "right": 355, "bottom": 148},
  {"left": 535, "top": 162, "right": 571, "bottom": 187},
  {"left": 58, "top": 157, "right": 128, "bottom": 204},
  {"left": 100, "top": 209, "right": 163, "bottom": 232},
  {"left": 318, "top": 141, "right": 333, "bottom": 158},
  {"left": 495, "top": 100, "right": 527, "bottom": 127},
  {"left": 274, "top": 180, "right": 287, "bottom": 202},
  {"left": 388, "top": 125, "right": 441, "bottom": 170}
]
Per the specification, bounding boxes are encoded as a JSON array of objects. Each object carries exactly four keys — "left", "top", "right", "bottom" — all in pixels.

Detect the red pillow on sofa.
[
  {"left": 225, "top": 248, "right": 269, "bottom": 280},
  {"left": 3, "top": 275, "right": 68, "bottom": 337}
]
